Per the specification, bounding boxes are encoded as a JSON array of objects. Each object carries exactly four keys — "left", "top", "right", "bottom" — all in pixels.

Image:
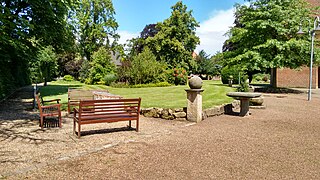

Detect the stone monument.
[{"left": 185, "top": 76, "right": 204, "bottom": 122}]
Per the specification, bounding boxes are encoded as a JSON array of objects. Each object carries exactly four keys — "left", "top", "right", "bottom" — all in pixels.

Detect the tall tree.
[
  {"left": 71, "top": 0, "right": 119, "bottom": 61},
  {"left": 36, "top": 46, "right": 58, "bottom": 86},
  {"left": 222, "top": 0, "right": 318, "bottom": 78},
  {"left": 146, "top": 1, "right": 200, "bottom": 71},
  {"left": 127, "top": 24, "right": 159, "bottom": 57},
  {"left": 0, "top": 0, "right": 72, "bottom": 98}
]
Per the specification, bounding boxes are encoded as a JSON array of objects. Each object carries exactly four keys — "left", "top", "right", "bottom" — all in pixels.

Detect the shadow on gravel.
[
  {"left": 78, "top": 126, "right": 136, "bottom": 137},
  {"left": 0, "top": 121, "right": 62, "bottom": 144}
]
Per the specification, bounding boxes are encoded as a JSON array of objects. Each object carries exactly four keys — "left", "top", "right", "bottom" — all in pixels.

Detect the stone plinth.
[{"left": 185, "top": 89, "right": 204, "bottom": 122}]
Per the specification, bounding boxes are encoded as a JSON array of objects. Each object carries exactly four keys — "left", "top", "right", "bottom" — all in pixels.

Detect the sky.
[{"left": 113, "top": 0, "right": 245, "bottom": 56}]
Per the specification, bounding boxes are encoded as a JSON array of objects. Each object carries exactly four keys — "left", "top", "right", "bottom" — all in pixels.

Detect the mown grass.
[{"left": 39, "top": 80, "right": 235, "bottom": 110}]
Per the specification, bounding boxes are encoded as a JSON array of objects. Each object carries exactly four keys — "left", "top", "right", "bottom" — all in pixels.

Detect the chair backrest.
[
  {"left": 35, "top": 95, "right": 43, "bottom": 114},
  {"left": 68, "top": 88, "right": 96, "bottom": 101}
]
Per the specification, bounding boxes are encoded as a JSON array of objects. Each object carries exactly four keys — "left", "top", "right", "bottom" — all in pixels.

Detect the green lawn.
[{"left": 39, "top": 80, "right": 235, "bottom": 110}]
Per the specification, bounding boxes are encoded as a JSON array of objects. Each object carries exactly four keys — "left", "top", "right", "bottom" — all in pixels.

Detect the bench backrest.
[
  {"left": 68, "top": 89, "right": 97, "bottom": 101},
  {"left": 35, "top": 95, "right": 43, "bottom": 113},
  {"left": 77, "top": 98, "right": 141, "bottom": 123}
]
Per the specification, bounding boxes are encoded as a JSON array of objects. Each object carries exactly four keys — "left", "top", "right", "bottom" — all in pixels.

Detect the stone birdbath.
[{"left": 226, "top": 92, "right": 262, "bottom": 116}]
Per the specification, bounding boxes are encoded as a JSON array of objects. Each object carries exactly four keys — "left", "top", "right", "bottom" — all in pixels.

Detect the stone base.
[{"left": 185, "top": 89, "right": 204, "bottom": 123}]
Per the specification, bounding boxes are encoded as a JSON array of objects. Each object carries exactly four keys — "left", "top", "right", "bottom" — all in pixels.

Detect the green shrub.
[
  {"left": 110, "top": 82, "right": 172, "bottom": 88},
  {"left": 237, "top": 75, "right": 249, "bottom": 92},
  {"left": 253, "top": 73, "right": 270, "bottom": 83},
  {"left": 167, "top": 67, "right": 188, "bottom": 85},
  {"left": 262, "top": 74, "right": 269, "bottom": 82},
  {"left": 129, "top": 47, "right": 167, "bottom": 85},
  {"left": 104, "top": 74, "right": 118, "bottom": 86},
  {"left": 221, "top": 66, "right": 240, "bottom": 84},
  {"left": 63, "top": 75, "right": 74, "bottom": 81},
  {"left": 86, "top": 47, "right": 116, "bottom": 84}
]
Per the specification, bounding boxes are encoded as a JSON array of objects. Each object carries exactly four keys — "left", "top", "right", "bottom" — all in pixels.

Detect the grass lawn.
[{"left": 39, "top": 80, "right": 235, "bottom": 110}]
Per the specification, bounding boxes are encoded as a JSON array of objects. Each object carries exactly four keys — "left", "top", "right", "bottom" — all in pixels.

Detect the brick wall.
[
  {"left": 275, "top": 0, "right": 319, "bottom": 89},
  {"left": 305, "top": 0, "right": 320, "bottom": 6},
  {"left": 276, "top": 67, "right": 319, "bottom": 88}
]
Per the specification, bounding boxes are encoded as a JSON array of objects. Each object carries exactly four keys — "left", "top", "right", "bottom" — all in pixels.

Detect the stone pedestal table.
[{"left": 226, "top": 92, "right": 262, "bottom": 116}]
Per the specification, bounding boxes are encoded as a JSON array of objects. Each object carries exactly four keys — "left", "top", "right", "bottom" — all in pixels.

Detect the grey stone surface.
[
  {"left": 173, "top": 112, "right": 187, "bottom": 118},
  {"left": 227, "top": 92, "right": 262, "bottom": 98},
  {"left": 186, "top": 89, "right": 203, "bottom": 123},
  {"left": 188, "top": 76, "right": 203, "bottom": 89},
  {"left": 250, "top": 97, "right": 264, "bottom": 106},
  {"left": 144, "top": 108, "right": 158, "bottom": 118}
]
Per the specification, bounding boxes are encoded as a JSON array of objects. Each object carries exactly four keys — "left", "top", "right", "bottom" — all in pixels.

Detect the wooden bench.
[
  {"left": 36, "top": 94, "right": 62, "bottom": 129},
  {"left": 67, "top": 88, "right": 108, "bottom": 114},
  {"left": 73, "top": 98, "right": 141, "bottom": 138},
  {"left": 227, "top": 92, "right": 262, "bottom": 116}
]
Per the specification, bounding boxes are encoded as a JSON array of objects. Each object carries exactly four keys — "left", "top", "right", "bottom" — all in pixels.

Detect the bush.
[
  {"left": 86, "top": 47, "right": 116, "bottom": 84},
  {"left": 110, "top": 82, "right": 172, "bottom": 88},
  {"left": 221, "top": 66, "right": 240, "bottom": 84},
  {"left": 103, "top": 74, "right": 118, "bottom": 86},
  {"left": 253, "top": 73, "right": 270, "bottom": 83},
  {"left": 129, "top": 47, "right": 167, "bottom": 85},
  {"left": 167, "top": 67, "right": 188, "bottom": 85},
  {"left": 63, "top": 75, "right": 74, "bottom": 81},
  {"left": 237, "top": 75, "right": 250, "bottom": 92},
  {"left": 262, "top": 74, "right": 269, "bottom": 82}
]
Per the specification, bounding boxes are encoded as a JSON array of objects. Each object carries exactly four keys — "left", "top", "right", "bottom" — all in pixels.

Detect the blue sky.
[{"left": 113, "top": 0, "right": 245, "bottom": 55}]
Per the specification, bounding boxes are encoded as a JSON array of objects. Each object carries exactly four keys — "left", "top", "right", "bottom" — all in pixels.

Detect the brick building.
[{"left": 272, "top": 0, "right": 320, "bottom": 89}]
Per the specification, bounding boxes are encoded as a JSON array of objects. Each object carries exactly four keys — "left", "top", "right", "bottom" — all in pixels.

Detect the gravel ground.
[{"left": 1, "top": 86, "right": 320, "bottom": 179}]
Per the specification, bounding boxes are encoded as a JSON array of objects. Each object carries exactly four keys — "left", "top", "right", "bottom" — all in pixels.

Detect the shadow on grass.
[{"left": 39, "top": 84, "right": 83, "bottom": 96}]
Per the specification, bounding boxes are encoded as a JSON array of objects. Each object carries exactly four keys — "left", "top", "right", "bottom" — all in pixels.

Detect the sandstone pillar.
[{"left": 185, "top": 89, "right": 204, "bottom": 123}]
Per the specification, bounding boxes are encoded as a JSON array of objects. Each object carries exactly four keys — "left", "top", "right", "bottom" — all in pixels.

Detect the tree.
[
  {"left": 86, "top": 47, "right": 116, "bottom": 84},
  {"left": 222, "top": 0, "right": 318, "bottom": 79},
  {"left": 125, "top": 24, "right": 159, "bottom": 60},
  {"left": 0, "top": 0, "right": 73, "bottom": 98},
  {"left": 36, "top": 46, "right": 58, "bottom": 86},
  {"left": 146, "top": 1, "right": 200, "bottom": 71},
  {"left": 129, "top": 48, "right": 167, "bottom": 85},
  {"left": 140, "top": 24, "right": 159, "bottom": 39},
  {"left": 71, "top": 0, "right": 119, "bottom": 61}
]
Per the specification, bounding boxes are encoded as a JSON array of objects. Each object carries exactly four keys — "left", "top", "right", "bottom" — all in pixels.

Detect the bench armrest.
[
  {"left": 41, "top": 104, "right": 61, "bottom": 109},
  {"left": 42, "top": 98, "right": 61, "bottom": 104}
]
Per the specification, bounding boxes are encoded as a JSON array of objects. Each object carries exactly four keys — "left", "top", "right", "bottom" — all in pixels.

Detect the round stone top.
[
  {"left": 188, "top": 76, "right": 203, "bottom": 89},
  {"left": 227, "top": 92, "right": 262, "bottom": 98}
]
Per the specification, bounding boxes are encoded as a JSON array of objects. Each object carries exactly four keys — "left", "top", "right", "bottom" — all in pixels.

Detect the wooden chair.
[{"left": 36, "top": 95, "right": 62, "bottom": 129}]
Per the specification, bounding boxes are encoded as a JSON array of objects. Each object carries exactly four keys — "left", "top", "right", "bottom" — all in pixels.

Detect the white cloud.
[
  {"left": 196, "top": 8, "right": 235, "bottom": 56},
  {"left": 118, "top": 30, "right": 139, "bottom": 45}
]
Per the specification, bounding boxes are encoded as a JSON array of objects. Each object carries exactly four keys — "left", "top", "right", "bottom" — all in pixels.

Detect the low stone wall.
[
  {"left": 141, "top": 108, "right": 187, "bottom": 121},
  {"left": 140, "top": 100, "right": 240, "bottom": 121}
]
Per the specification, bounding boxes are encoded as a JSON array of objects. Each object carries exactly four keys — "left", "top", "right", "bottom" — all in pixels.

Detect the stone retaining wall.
[{"left": 140, "top": 100, "right": 240, "bottom": 121}]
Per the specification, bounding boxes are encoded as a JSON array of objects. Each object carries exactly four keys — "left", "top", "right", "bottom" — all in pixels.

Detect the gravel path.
[{"left": 1, "top": 86, "right": 320, "bottom": 179}]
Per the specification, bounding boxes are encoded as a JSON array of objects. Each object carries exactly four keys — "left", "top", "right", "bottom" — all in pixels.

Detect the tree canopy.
[
  {"left": 146, "top": 1, "right": 200, "bottom": 71},
  {"left": 0, "top": 0, "right": 72, "bottom": 97},
  {"left": 222, "top": 0, "right": 318, "bottom": 73},
  {"left": 71, "top": 0, "right": 119, "bottom": 61}
]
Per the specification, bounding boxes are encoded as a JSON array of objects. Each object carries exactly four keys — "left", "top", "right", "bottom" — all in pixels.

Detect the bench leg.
[
  {"left": 239, "top": 98, "right": 250, "bottom": 116},
  {"left": 40, "top": 116, "right": 44, "bottom": 129},
  {"left": 58, "top": 111, "right": 62, "bottom": 128},
  {"left": 78, "top": 123, "right": 81, "bottom": 138},
  {"left": 136, "top": 119, "right": 139, "bottom": 132},
  {"left": 68, "top": 104, "right": 70, "bottom": 115},
  {"left": 128, "top": 120, "right": 131, "bottom": 128},
  {"left": 73, "top": 120, "right": 76, "bottom": 135}
]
